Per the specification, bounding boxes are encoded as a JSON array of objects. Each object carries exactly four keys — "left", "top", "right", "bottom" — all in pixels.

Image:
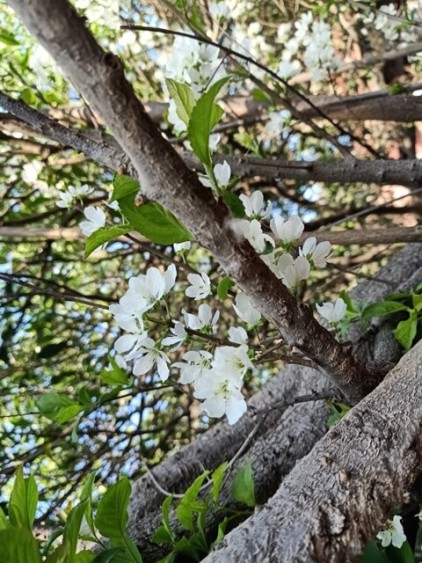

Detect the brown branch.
[{"left": 5, "top": 0, "right": 410, "bottom": 403}]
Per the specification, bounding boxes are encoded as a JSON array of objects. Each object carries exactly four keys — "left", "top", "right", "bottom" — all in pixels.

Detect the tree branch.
[{"left": 7, "top": 0, "right": 382, "bottom": 402}]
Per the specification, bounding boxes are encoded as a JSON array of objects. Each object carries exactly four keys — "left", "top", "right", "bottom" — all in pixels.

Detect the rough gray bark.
[
  {"left": 127, "top": 245, "right": 422, "bottom": 560},
  {"left": 8, "top": 0, "right": 382, "bottom": 403},
  {"left": 204, "top": 341, "right": 422, "bottom": 563}
]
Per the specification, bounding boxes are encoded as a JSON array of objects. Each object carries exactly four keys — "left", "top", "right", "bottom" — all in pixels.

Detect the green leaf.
[
  {"left": 63, "top": 499, "right": 89, "bottom": 556},
  {"left": 222, "top": 191, "right": 245, "bottom": 218},
  {"left": 188, "top": 77, "right": 229, "bottom": 168},
  {"left": 99, "top": 368, "right": 129, "bottom": 386},
  {"left": 326, "top": 401, "right": 351, "bottom": 428},
  {"left": 119, "top": 199, "right": 192, "bottom": 245},
  {"left": 111, "top": 175, "right": 140, "bottom": 202},
  {"left": 360, "top": 541, "right": 390, "bottom": 563},
  {"left": 0, "top": 30, "right": 20, "bottom": 46},
  {"left": 75, "top": 551, "right": 96, "bottom": 562},
  {"left": 394, "top": 317, "right": 418, "bottom": 350},
  {"left": 0, "top": 527, "right": 42, "bottom": 563},
  {"left": 385, "top": 540, "right": 414, "bottom": 563},
  {"left": 95, "top": 478, "right": 130, "bottom": 546},
  {"left": 361, "top": 301, "right": 409, "bottom": 319},
  {"left": 9, "top": 465, "right": 38, "bottom": 530},
  {"left": 232, "top": 461, "right": 255, "bottom": 507},
  {"left": 36, "top": 393, "right": 84, "bottom": 424},
  {"left": 211, "top": 462, "right": 228, "bottom": 502},
  {"left": 0, "top": 506, "right": 9, "bottom": 530},
  {"left": 85, "top": 225, "right": 132, "bottom": 258},
  {"left": 80, "top": 472, "right": 95, "bottom": 534},
  {"left": 92, "top": 548, "right": 128, "bottom": 563},
  {"left": 166, "top": 79, "right": 196, "bottom": 126},
  {"left": 211, "top": 516, "right": 229, "bottom": 547},
  {"left": 44, "top": 543, "right": 70, "bottom": 563},
  {"left": 151, "top": 525, "right": 174, "bottom": 545},
  {"left": 339, "top": 290, "right": 358, "bottom": 314},
  {"left": 412, "top": 292, "right": 422, "bottom": 312},
  {"left": 175, "top": 472, "right": 209, "bottom": 531},
  {"left": 20, "top": 88, "right": 38, "bottom": 106},
  {"left": 217, "top": 277, "right": 234, "bottom": 300}
]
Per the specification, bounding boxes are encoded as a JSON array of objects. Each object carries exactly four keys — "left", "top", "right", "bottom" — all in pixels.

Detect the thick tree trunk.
[{"left": 204, "top": 341, "right": 422, "bottom": 563}]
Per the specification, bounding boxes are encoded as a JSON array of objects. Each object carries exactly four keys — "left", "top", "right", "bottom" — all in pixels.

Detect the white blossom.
[
  {"left": 127, "top": 264, "right": 177, "bottom": 312},
  {"left": 239, "top": 191, "right": 272, "bottom": 220},
  {"left": 79, "top": 206, "right": 106, "bottom": 236},
  {"left": 174, "top": 350, "right": 213, "bottom": 384},
  {"left": 212, "top": 345, "right": 253, "bottom": 379},
  {"left": 200, "top": 161, "right": 231, "bottom": 189},
  {"left": 316, "top": 297, "right": 347, "bottom": 324},
  {"left": 300, "top": 237, "right": 332, "bottom": 268},
  {"left": 238, "top": 219, "right": 274, "bottom": 254},
  {"left": 174, "top": 241, "right": 191, "bottom": 253},
  {"left": 183, "top": 304, "right": 220, "bottom": 333},
  {"left": 22, "top": 161, "right": 43, "bottom": 184},
  {"left": 228, "top": 326, "right": 248, "bottom": 345},
  {"left": 57, "top": 184, "right": 94, "bottom": 209},
  {"left": 264, "top": 110, "right": 292, "bottom": 139},
  {"left": 277, "top": 254, "right": 310, "bottom": 289},
  {"left": 194, "top": 369, "right": 246, "bottom": 425},
  {"left": 129, "top": 337, "right": 170, "bottom": 382},
  {"left": 185, "top": 272, "right": 212, "bottom": 300},
  {"left": 377, "top": 515, "right": 406, "bottom": 548},
  {"left": 270, "top": 215, "right": 304, "bottom": 244},
  {"left": 162, "top": 321, "right": 188, "bottom": 350},
  {"left": 233, "top": 292, "right": 261, "bottom": 325},
  {"left": 209, "top": 1, "right": 230, "bottom": 20}
]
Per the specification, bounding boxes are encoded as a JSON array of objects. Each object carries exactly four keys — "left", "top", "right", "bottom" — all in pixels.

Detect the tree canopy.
[{"left": 0, "top": 0, "right": 421, "bottom": 561}]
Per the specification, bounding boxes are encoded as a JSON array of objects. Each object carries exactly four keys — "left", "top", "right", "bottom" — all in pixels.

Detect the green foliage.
[
  {"left": 112, "top": 175, "right": 192, "bottom": 245},
  {"left": 0, "top": 469, "right": 143, "bottom": 563},
  {"left": 360, "top": 287, "right": 422, "bottom": 351},
  {"left": 187, "top": 77, "right": 230, "bottom": 169},
  {"left": 326, "top": 401, "right": 351, "bottom": 428},
  {"left": 152, "top": 461, "right": 256, "bottom": 561},
  {"left": 36, "top": 393, "right": 85, "bottom": 424},
  {"left": 217, "top": 276, "right": 234, "bottom": 300},
  {"left": 165, "top": 79, "right": 196, "bottom": 127},
  {"left": 361, "top": 540, "right": 414, "bottom": 563}
]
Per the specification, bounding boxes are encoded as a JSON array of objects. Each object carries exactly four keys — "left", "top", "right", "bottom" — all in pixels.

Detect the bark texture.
[{"left": 204, "top": 341, "right": 422, "bottom": 563}]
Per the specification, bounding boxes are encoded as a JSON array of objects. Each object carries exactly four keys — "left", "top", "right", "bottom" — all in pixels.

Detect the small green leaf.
[
  {"left": 211, "top": 462, "right": 228, "bottom": 502},
  {"left": 339, "top": 290, "right": 358, "bottom": 314},
  {"left": 166, "top": 79, "right": 196, "bottom": 126},
  {"left": 217, "top": 277, "right": 234, "bottom": 300},
  {"left": 412, "top": 292, "right": 422, "bottom": 311},
  {"left": 0, "top": 527, "right": 42, "bottom": 563},
  {"left": 111, "top": 175, "right": 140, "bottom": 202},
  {"left": 95, "top": 478, "right": 130, "bottom": 546},
  {"left": 222, "top": 191, "right": 245, "bottom": 218},
  {"left": 176, "top": 472, "right": 209, "bottom": 531},
  {"left": 0, "top": 506, "right": 9, "bottom": 530},
  {"left": 92, "top": 547, "right": 128, "bottom": 563},
  {"left": 85, "top": 225, "right": 132, "bottom": 258},
  {"left": 361, "top": 301, "right": 409, "bottom": 319},
  {"left": 121, "top": 199, "right": 191, "bottom": 245},
  {"left": 0, "top": 30, "right": 20, "bottom": 46},
  {"left": 385, "top": 540, "right": 414, "bottom": 563},
  {"left": 211, "top": 516, "right": 229, "bottom": 547},
  {"left": 36, "top": 393, "right": 84, "bottom": 424},
  {"left": 188, "top": 77, "right": 230, "bottom": 168},
  {"left": 152, "top": 525, "right": 174, "bottom": 545},
  {"left": 63, "top": 499, "right": 89, "bottom": 556},
  {"left": 394, "top": 316, "right": 418, "bottom": 350},
  {"left": 99, "top": 367, "right": 129, "bottom": 386},
  {"left": 75, "top": 551, "right": 95, "bottom": 562},
  {"left": 20, "top": 88, "right": 37, "bottom": 106},
  {"left": 231, "top": 461, "right": 255, "bottom": 508},
  {"left": 326, "top": 401, "right": 351, "bottom": 428},
  {"left": 80, "top": 473, "right": 96, "bottom": 535},
  {"left": 9, "top": 465, "right": 38, "bottom": 530},
  {"left": 360, "top": 541, "right": 390, "bottom": 563}
]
